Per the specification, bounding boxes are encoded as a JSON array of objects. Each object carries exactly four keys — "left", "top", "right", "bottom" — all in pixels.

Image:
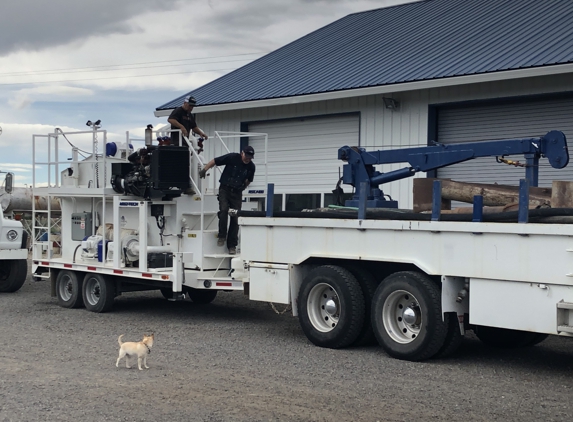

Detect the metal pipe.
[{"left": 0, "top": 187, "right": 61, "bottom": 212}]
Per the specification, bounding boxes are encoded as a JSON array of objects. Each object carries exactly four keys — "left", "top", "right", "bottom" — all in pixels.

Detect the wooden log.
[
  {"left": 412, "top": 178, "right": 451, "bottom": 213},
  {"left": 413, "top": 178, "right": 551, "bottom": 212},
  {"left": 551, "top": 181, "right": 573, "bottom": 208}
]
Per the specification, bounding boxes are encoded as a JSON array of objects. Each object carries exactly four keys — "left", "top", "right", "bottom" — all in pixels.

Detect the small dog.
[{"left": 116, "top": 333, "right": 154, "bottom": 370}]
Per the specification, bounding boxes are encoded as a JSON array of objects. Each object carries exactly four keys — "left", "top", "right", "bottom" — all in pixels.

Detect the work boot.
[
  {"left": 228, "top": 247, "right": 236, "bottom": 255},
  {"left": 217, "top": 238, "right": 225, "bottom": 247}
]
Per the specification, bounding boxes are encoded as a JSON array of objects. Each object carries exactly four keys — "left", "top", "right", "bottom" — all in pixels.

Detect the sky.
[{"left": 0, "top": 0, "right": 414, "bottom": 187}]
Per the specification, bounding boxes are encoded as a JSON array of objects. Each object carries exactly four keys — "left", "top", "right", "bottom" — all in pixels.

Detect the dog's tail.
[{"left": 118, "top": 334, "right": 125, "bottom": 346}]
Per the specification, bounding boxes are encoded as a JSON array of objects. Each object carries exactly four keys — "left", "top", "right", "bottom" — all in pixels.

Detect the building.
[{"left": 155, "top": 0, "right": 573, "bottom": 210}]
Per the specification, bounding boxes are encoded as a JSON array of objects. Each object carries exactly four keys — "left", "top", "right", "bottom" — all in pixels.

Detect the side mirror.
[{"left": 4, "top": 172, "right": 13, "bottom": 194}]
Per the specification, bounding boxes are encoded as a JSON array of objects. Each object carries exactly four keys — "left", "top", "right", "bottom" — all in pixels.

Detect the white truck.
[
  {"left": 0, "top": 172, "right": 28, "bottom": 293},
  {"left": 31, "top": 125, "right": 573, "bottom": 361}
]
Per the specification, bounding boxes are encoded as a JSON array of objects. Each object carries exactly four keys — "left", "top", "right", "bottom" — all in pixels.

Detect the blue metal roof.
[{"left": 157, "top": 0, "right": 573, "bottom": 111}]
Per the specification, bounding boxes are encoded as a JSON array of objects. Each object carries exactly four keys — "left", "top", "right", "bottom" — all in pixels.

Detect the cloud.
[
  {"left": 0, "top": 0, "right": 181, "bottom": 55},
  {"left": 0, "top": 0, "right": 417, "bottom": 187},
  {"left": 0, "top": 1, "right": 415, "bottom": 93},
  {"left": 8, "top": 85, "right": 93, "bottom": 109}
]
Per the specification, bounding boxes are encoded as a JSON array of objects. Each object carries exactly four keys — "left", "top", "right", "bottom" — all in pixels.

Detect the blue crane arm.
[{"left": 338, "top": 130, "right": 569, "bottom": 208}]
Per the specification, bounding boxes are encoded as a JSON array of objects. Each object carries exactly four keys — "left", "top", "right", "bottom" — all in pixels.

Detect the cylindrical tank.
[{"left": 0, "top": 187, "right": 61, "bottom": 212}]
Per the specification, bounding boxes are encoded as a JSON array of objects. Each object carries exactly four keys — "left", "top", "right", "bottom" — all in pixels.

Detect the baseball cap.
[
  {"left": 243, "top": 145, "right": 255, "bottom": 158},
  {"left": 184, "top": 96, "right": 197, "bottom": 105}
]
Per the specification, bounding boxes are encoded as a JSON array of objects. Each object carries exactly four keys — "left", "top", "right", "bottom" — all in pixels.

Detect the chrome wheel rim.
[
  {"left": 58, "top": 274, "right": 73, "bottom": 302},
  {"left": 383, "top": 290, "right": 422, "bottom": 344},
  {"left": 307, "top": 282, "right": 340, "bottom": 332},
  {"left": 84, "top": 277, "right": 101, "bottom": 306}
]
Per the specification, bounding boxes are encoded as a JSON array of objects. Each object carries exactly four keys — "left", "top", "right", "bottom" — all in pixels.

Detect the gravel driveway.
[{"left": 1, "top": 275, "right": 573, "bottom": 422}]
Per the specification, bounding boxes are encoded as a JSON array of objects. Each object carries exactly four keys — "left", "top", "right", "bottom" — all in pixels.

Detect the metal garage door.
[
  {"left": 437, "top": 97, "right": 573, "bottom": 187},
  {"left": 247, "top": 114, "right": 359, "bottom": 193}
]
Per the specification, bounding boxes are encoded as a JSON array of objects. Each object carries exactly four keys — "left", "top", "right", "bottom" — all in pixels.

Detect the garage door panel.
[
  {"left": 437, "top": 97, "right": 573, "bottom": 188},
  {"left": 249, "top": 114, "right": 359, "bottom": 193}
]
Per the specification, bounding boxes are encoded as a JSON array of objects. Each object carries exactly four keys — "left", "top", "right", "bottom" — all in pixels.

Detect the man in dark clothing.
[
  {"left": 167, "top": 95, "right": 208, "bottom": 195},
  {"left": 167, "top": 96, "right": 208, "bottom": 147},
  {"left": 199, "top": 146, "right": 256, "bottom": 254}
]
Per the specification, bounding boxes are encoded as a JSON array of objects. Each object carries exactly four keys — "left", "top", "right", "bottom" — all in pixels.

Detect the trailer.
[{"left": 32, "top": 124, "right": 573, "bottom": 361}]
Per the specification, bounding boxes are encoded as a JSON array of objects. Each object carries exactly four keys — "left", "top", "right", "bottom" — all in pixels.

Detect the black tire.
[
  {"left": 160, "top": 288, "right": 172, "bottom": 300},
  {"left": 185, "top": 287, "right": 217, "bottom": 304},
  {"left": 0, "top": 260, "right": 27, "bottom": 293},
  {"left": 344, "top": 264, "right": 378, "bottom": 347},
  {"left": 432, "top": 312, "right": 464, "bottom": 359},
  {"left": 525, "top": 333, "right": 549, "bottom": 346},
  {"left": 297, "top": 265, "right": 365, "bottom": 349},
  {"left": 474, "top": 325, "right": 538, "bottom": 348},
  {"left": 56, "top": 270, "right": 84, "bottom": 308},
  {"left": 371, "top": 271, "right": 448, "bottom": 361},
  {"left": 82, "top": 273, "right": 116, "bottom": 313}
]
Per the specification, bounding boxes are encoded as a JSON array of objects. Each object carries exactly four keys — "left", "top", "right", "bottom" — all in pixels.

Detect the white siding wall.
[{"left": 190, "top": 73, "right": 573, "bottom": 209}]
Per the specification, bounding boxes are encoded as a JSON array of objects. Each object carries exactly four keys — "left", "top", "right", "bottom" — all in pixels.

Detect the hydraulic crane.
[{"left": 338, "top": 130, "right": 569, "bottom": 208}]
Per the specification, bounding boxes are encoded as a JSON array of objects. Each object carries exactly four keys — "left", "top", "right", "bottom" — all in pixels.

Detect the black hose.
[{"left": 237, "top": 208, "right": 573, "bottom": 223}]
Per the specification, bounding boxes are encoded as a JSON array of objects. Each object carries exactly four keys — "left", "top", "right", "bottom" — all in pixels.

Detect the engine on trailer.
[{"left": 111, "top": 145, "right": 190, "bottom": 200}]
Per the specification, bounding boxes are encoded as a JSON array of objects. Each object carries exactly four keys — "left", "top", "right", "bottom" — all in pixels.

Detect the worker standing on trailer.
[
  {"left": 167, "top": 96, "right": 209, "bottom": 195},
  {"left": 167, "top": 96, "right": 208, "bottom": 146},
  {"left": 199, "top": 146, "right": 256, "bottom": 255}
]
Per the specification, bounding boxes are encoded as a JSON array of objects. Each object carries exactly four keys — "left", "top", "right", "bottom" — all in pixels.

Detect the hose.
[{"left": 237, "top": 207, "right": 573, "bottom": 223}]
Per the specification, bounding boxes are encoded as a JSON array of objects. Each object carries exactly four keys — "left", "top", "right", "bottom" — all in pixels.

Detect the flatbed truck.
[{"left": 31, "top": 125, "right": 573, "bottom": 361}]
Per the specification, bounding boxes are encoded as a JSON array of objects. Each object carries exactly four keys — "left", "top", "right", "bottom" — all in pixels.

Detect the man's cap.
[
  {"left": 184, "top": 96, "right": 197, "bottom": 105},
  {"left": 243, "top": 145, "right": 255, "bottom": 158}
]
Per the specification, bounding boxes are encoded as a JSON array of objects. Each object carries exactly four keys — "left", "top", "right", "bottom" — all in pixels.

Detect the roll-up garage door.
[
  {"left": 437, "top": 97, "right": 573, "bottom": 187},
  {"left": 247, "top": 114, "right": 359, "bottom": 193}
]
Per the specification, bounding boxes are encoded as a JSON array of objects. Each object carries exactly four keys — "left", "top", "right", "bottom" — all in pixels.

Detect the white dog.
[{"left": 116, "top": 333, "right": 154, "bottom": 370}]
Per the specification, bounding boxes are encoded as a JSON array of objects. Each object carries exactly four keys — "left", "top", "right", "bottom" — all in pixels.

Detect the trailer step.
[
  {"left": 557, "top": 301, "right": 573, "bottom": 310},
  {"left": 557, "top": 301, "right": 573, "bottom": 334}
]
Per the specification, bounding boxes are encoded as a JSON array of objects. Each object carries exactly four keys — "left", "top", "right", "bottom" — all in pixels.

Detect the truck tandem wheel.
[
  {"left": 344, "top": 264, "right": 378, "bottom": 347},
  {"left": 0, "top": 259, "right": 27, "bottom": 293},
  {"left": 56, "top": 270, "right": 84, "bottom": 308},
  {"left": 82, "top": 273, "right": 116, "bottom": 313},
  {"left": 297, "top": 265, "right": 365, "bottom": 349},
  {"left": 432, "top": 312, "right": 464, "bottom": 359},
  {"left": 185, "top": 287, "right": 217, "bottom": 304},
  {"left": 372, "top": 271, "right": 447, "bottom": 361}
]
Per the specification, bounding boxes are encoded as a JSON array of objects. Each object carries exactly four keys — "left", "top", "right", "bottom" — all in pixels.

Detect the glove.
[{"left": 199, "top": 168, "right": 207, "bottom": 178}]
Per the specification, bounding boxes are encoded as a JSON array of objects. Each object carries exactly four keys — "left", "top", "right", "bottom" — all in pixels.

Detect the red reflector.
[
  {"left": 87, "top": 267, "right": 96, "bottom": 271},
  {"left": 142, "top": 273, "right": 152, "bottom": 278},
  {"left": 33, "top": 261, "right": 38, "bottom": 264},
  {"left": 161, "top": 275, "right": 169, "bottom": 280},
  {"left": 216, "top": 282, "right": 233, "bottom": 287},
  {"left": 64, "top": 264, "right": 72, "bottom": 268},
  {"left": 41, "top": 262, "right": 49, "bottom": 266},
  {"left": 113, "top": 270, "right": 123, "bottom": 274}
]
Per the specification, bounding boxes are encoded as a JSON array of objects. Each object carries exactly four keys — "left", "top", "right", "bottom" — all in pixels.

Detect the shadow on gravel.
[
  {"left": 111, "top": 291, "right": 295, "bottom": 325},
  {"left": 433, "top": 334, "right": 573, "bottom": 374}
]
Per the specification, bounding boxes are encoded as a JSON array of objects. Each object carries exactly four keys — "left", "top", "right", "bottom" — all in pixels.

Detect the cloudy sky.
[{"left": 0, "top": 0, "right": 413, "bottom": 186}]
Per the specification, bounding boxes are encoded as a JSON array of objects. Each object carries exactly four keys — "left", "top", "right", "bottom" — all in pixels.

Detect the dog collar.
[{"left": 145, "top": 344, "right": 151, "bottom": 354}]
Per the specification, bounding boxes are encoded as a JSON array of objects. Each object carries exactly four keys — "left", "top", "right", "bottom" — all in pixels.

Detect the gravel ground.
[{"left": 1, "top": 274, "right": 573, "bottom": 422}]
